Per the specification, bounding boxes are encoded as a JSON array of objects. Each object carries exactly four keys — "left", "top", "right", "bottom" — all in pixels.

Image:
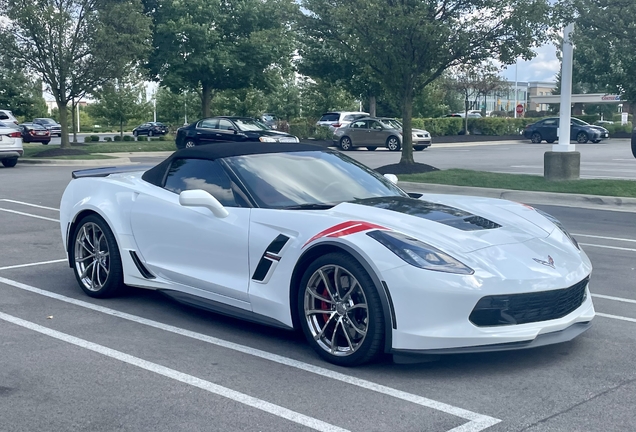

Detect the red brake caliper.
[{"left": 320, "top": 287, "right": 330, "bottom": 324}]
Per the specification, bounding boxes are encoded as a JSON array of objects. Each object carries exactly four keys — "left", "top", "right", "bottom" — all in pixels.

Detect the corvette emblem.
[{"left": 533, "top": 255, "right": 555, "bottom": 269}]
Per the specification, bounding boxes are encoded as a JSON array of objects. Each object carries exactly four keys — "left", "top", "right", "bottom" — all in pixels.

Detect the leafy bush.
[
  {"left": 113, "top": 135, "right": 122, "bottom": 142},
  {"left": 288, "top": 121, "right": 334, "bottom": 140},
  {"left": 104, "top": 137, "right": 112, "bottom": 142},
  {"left": 90, "top": 135, "right": 100, "bottom": 142},
  {"left": 122, "top": 135, "right": 134, "bottom": 142},
  {"left": 137, "top": 136, "right": 149, "bottom": 142},
  {"left": 575, "top": 115, "right": 599, "bottom": 124},
  {"left": 605, "top": 122, "right": 633, "bottom": 134}
]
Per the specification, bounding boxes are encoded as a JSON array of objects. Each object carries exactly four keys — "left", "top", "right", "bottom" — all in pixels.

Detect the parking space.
[{"left": 1, "top": 165, "right": 636, "bottom": 431}]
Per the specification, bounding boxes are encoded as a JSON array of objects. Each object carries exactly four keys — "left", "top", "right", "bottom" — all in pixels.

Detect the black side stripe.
[{"left": 252, "top": 234, "right": 290, "bottom": 281}]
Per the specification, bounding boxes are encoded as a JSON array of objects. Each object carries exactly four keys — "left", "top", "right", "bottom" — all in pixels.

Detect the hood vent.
[{"left": 353, "top": 196, "right": 501, "bottom": 231}]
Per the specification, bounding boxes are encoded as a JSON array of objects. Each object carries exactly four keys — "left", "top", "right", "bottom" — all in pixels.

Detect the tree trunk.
[
  {"left": 369, "top": 95, "right": 376, "bottom": 117},
  {"left": 57, "top": 99, "right": 70, "bottom": 149},
  {"left": 120, "top": 120, "right": 124, "bottom": 138},
  {"left": 399, "top": 90, "right": 414, "bottom": 165},
  {"left": 201, "top": 82, "right": 213, "bottom": 117},
  {"left": 70, "top": 101, "right": 77, "bottom": 143},
  {"left": 464, "top": 97, "right": 470, "bottom": 135}
]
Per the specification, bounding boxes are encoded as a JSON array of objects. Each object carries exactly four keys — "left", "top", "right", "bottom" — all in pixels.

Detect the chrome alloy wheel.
[
  {"left": 74, "top": 222, "right": 110, "bottom": 292},
  {"left": 303, "top": 264, "right": 368, "bottom": 357}
]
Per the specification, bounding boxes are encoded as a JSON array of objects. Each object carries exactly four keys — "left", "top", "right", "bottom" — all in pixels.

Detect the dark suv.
[
  {"left": 33, "top": 118, "right": 62, "bottom": 136},
  {"left": 631, "top": 126, "right": 636, "bottom": 158}
]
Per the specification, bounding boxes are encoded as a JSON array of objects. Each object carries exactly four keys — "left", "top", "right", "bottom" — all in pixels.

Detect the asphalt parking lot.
[{"left": 1, "top": 162, "right": 635, "bottom": 432}]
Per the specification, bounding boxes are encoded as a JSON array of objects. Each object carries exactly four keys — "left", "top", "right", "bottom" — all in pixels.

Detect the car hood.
[
  {"left": 588, "top": 125, "right": 608, "bottom": 133},
  {"left": 328, "top": 195, "right": 556, "bottom": 254},
  {"left": 245, "top": 129, "right": 294, "bottom": 137},
  {"left": 411, "top": 128, "right": 430, "bottom": 135}
]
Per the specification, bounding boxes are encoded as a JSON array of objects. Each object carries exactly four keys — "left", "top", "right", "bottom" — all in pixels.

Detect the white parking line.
[
  {"left": 573, "top": 233, "right": 636, "bottom": 243},
  {"left": 0, "top": 259, "right": 67, "bottom": 271},
  {"left": 597, "top": 313, "right": 636, "bottom": 324},
  {"left": 0, "top": 311, "right": 348, "bottom": 432},
  {"left": 592, "top": 294, "right": 636, "bottom": 305},
  {"left": 0, "top": 275, "right": 500, "bottom": 432},
  {"left": 0, "top": 208, "right": 60, "bottom": 223},
  {"left": 0, "top": 199, "right": 60, "bottom": 212},
  {"left": 579, "top": 243, "right": 636, "bottom": 253}
]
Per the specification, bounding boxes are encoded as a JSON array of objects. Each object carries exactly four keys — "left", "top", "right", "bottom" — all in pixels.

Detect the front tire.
[
  {"left": 386, "top": 136, "right": 401, "bottom": 151},
  {"left": 531, "top": 132, "right": 542, "bottom": 143},
  {"left": 298, "top": 252, "right": 384, "bottom": 366},
  {"left": 2, "top": 158, "right": 18, "bottom": 168},
  {"left": 576, "top": 132, "right": 588, "bottom": 144},
  {"left": 184, "top": 139, "right": 196, "bottom": 148},
  {"left": 339, "top": 136, "right": 353, "bottom": 151},
  {"left": 70, "top": 215, "right": 124, "bottom": 298}
]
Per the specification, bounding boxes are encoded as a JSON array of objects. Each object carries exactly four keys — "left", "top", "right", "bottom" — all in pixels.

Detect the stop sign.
[{"left": 516, "top": 104, "right": 524, "bottom": 114}]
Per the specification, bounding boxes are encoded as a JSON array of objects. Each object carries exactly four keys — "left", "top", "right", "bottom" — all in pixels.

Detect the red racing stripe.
[{"left": 303, "top": 221, "right": 387, "bottom": 248}]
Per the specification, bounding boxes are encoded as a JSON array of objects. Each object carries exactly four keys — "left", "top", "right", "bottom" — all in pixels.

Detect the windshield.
[
  {"left": 234, "top": 118, "right": 270, "bottom": 131},
  {"left": 382, "top": 119, "right": 402, "bottom": 129},
  {"left": 36, "top": 118, "right": 56, "bottom": 124},
  {"left": 224, "top": 150, "right": 407, "bottom": 209},
  {"left": 571, "top": 118, "right": 588, "bottom": 126}
]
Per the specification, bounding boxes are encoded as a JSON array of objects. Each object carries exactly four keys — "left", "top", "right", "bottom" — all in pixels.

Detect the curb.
[
  {"left": 20, "top": 157, "right": 132, "bottom": 166},
  {"left": 398, "top": 181, "right": 636, "bottom": 213}
]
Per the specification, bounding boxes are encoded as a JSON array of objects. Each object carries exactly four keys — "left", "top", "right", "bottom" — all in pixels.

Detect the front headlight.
[
  {"left": 367, "top": 230, "right": 474, "bottom": 275},
  {"left": 536, "top": 209, "right": 580, "bottom": 250},
  {"left": 259, "top": 136, "right": 277, "bottom": 142}
]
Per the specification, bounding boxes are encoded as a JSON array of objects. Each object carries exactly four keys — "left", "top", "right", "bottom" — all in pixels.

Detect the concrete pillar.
[{"left": 544, "top": 151, "right": 580, "bottom": 180}]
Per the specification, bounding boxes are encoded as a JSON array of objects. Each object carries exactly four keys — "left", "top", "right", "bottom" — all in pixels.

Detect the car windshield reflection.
[{"left": 224, "top": 151, "right": 406, "bottom": 209}]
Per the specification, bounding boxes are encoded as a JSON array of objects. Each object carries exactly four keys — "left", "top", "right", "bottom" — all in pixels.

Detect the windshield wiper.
[{"left": 281, "top": 203, "right": 335, "bottom": 210}]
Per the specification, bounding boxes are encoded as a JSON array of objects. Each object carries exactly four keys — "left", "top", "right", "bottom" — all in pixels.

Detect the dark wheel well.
[
  {"left": 289, "top": 242, "right": 394, "bottom": 353},
  {"left": 67, "top": 209, "right": 101, "bottom": 267}
]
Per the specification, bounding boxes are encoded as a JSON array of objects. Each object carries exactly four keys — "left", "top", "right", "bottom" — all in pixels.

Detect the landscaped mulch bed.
[{"left": 375, "top": 162, "right": 440, "bottom": 175}]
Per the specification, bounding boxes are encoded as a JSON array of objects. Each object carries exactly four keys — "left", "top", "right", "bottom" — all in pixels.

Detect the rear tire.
[
  {"left": 70, "top": 214, "right": 124, "bottom": 298},
  {"left": 2, "top": 158, "right": 18, "bottom": 168},
  {"left": 297, "top": 252, "right": 384, "bottom": 366}
]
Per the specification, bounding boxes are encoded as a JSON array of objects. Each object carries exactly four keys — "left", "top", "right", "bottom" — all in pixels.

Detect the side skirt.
[{"left": 159, "top": 289, "right": 293, "bottom": 330}]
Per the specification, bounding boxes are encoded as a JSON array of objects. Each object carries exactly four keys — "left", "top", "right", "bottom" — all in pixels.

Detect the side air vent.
[
  {"left": 129, "top": 251, "right": 155, "bottom": 279},
  {"left": 252, "top": 234, "right": 290, "bottom": 282}
]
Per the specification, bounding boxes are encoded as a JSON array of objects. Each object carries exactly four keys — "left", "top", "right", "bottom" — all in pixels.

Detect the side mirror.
[
  {"left": 179, "top": 189, "right": 229, "bottom": 218},
  {"left": 383, "top": 174, "right": 398, "bottom": 184}
]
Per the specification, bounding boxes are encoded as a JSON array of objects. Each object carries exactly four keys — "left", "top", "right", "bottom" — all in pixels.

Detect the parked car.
[
  {"left": 523, "top": 117, "right": 606, "bottom": 144},
  {"left": 316, "top": 111, "right": 369, "bottom": 132},
  {"left": 133, "top": 122, "right": 169, "bottom": 137},
  {"left": 0, "top": 121, "right": 24, "bottom": 167},
  {"left": 33, "top": 118, "right": 62, "bottom": 136},
  {"left": 260, "top": 113, "right": 278, "bottom": 129},
  {"left": 175, "top": 116, "right": 299, "bottom": 149},
  {"left": 0, "top": 110, "right": 20, "bottom": 127},
  {"left": 60, "top": 142, "right": 594, "bottom": 366},
  {"left": 19, "top": 123, "right": 51, "bottom": 144},
  {"left": 445, "top": 112, "right": 482, "bottom": 118},
  {"left": 333, "top": 117, "right": 431, "bottom": 151},
  {"left": 631, "top": 126, "right": 636, "bottom": 158},
  {"left": 379, "top": 117, "right": 432, "bottom": 150}
]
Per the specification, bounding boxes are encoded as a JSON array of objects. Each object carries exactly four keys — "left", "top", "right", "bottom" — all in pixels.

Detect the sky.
[{"left": 500, "top": 44, "right": 561, "bottom": 84}]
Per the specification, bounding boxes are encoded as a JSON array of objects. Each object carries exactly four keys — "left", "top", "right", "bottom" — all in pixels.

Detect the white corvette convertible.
[{"left": 60, "top": 143, "right": 595, "bottom": 366}]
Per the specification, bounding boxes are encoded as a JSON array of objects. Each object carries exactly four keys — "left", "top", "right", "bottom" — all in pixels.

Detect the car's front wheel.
[
  {"left": 531, "top": 132, "right": 542, "bottom": 143},
  {"left": 298, "top": 252, "right": 384, "bottom": 366},
  {"left": 70, "top": 214, "right": 124, "bottom": 298},
  {"left": 576, "top": 132, "right": 588, "bottom": 144},
  {"left": 386, "top": 136, "right": 401, "bottom": 151},
  {"left": 2, "top": 158, "right": 18, "bottom": 168},
  {"left": 339, "top": 136, "right": 353, "bottom": 151},
  {"left": 184, "top": 139, "right": 196, "bottom": 148}
]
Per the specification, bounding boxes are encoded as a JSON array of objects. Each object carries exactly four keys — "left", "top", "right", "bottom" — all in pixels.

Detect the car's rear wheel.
[
  {"left": 184, "top": 139, "right": 196, "bottom": 148},
  {"left": 386, "top": 136, "right": 401, "bottom": 151},
  {"left": 298, "top": 252, "right": 384, "bottom": 366},
  {"left": 70, "top": 215, "right": 124, "bottom": 298},
  {"left": 339, "top": 136, "right": 352, "bottom": 151},
  {"left": 531, "top": 132, "right": 542, "bottom": 143},
  {"left": 576, "top": 132, "right": 588, "bottom": 144},
  {"left": 366, "top": 146, "right": 377, "bottom": 151},
  {"left": 2, "top": 158, "right": 18, "bottom": 167}
]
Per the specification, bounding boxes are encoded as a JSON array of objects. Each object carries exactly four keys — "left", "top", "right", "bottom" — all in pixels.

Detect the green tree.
[
  {"left": 91, "top": 78, "right": 151, "bottom": 137},
  {"left": 155, "top": 87, "right": 202, "bottom": 128},
  {"left": 147, "top": 0, "right": 298, "bottom": 117},
  {"left": 298, "top": 78, "right": 359, "bottom": 119},
  {"left": 0, "top": 54, "right": 47, "bottom": 120},
  {"left": 0, "top": 0, "right": 151, "bottom": 148},
  {"left": 300, "top": 0, "right": 551, "bottom": 165}
]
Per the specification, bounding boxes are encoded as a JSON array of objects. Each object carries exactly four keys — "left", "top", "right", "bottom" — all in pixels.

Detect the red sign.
[{"left": 516, "top": 104, "right": 524, "bottom": 114}]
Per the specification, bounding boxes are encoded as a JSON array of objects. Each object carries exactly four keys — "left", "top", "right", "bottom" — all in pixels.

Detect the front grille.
[{"left": 469, "top": 277, "right": 589, "bottom": 327}]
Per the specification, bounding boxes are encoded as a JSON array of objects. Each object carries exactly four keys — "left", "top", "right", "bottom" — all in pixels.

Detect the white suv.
[
  {"left": 0, "top": 121, "right": 24, "bottom": 168},
  {"left": 316, "top": 111, "right": 369, "bottom": 132},
  {"left": 0, "top": 110, "right": 20, "bottom": 127}
]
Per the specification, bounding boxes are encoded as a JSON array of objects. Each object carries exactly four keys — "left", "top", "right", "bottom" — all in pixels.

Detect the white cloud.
[{"left": 499, "top": 43, "right": 561, "bottom": 83}]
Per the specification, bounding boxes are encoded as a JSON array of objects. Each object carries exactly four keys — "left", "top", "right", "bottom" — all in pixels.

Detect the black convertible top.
[{"left": 142, "top": 142, "right": 326, "bottom": 186}]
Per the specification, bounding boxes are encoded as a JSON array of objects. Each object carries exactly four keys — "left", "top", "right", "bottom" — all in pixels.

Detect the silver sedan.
[{"left": 333, "top": 117, "right": 431, "bottom": 151}]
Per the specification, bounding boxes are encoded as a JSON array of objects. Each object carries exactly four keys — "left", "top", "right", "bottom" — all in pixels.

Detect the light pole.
[{"left": 514, "top": 60, "right": 518, "bottom": 118}]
